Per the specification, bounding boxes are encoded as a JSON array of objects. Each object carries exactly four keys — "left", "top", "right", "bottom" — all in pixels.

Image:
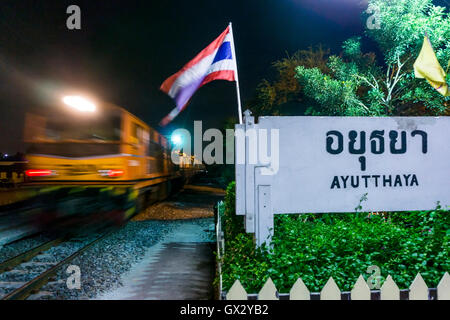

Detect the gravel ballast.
[
  {"left": 0, "top": 236, "right": 92, "bottom": 298},
  {"left": 0, "top": 234, "right": 53, "bottom": 264},
  {"left": 35, "top": 218, "right": 215, "bottom": 300}
]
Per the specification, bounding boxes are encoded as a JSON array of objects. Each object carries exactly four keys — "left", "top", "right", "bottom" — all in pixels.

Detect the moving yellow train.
[{"left": 22, "top": 97, "right": 204, "bottom": 219}]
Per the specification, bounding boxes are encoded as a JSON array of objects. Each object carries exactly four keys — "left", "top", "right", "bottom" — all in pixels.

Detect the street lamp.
[{"left": 62, "top": 95, "right": 96, "bottom": 112}]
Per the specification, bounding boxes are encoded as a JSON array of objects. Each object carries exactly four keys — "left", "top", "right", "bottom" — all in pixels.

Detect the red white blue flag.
[{"left": 160, "top": 26, "right": 237, "bottom": 126}]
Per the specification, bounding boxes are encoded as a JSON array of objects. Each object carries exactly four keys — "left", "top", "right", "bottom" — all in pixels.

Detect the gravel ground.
[
  {"left": 0, "top": 233, "right": 53, "bottom": 264},
  {"left": 0, "top": 237, "right": 91, "bottom": 297},
  {"left": 133, "top": 185, "right": 224, "bottom": 221},
  {"left": 96, "top": 218, "right": 215, "bottom": 300},
  {"left": 34, "top": 220, "right": 186, "bottom": 299}
]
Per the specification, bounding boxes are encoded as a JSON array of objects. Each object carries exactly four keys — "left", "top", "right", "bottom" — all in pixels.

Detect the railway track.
[{"left": 0, "top": 230, "right": 116, "bottom": 300}]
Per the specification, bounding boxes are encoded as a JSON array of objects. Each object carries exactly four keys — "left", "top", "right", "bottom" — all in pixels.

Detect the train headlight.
[{"left": 63, "top": 96, "right": 96, "bottom": 112}]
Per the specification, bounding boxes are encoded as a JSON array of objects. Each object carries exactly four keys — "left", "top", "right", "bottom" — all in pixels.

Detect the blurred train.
[{"left": 19, "top": 98, "right": 205, "bottom": 225}]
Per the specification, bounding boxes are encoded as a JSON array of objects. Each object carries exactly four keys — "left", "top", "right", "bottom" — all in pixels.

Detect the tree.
[
  {"left": 295, "top": 0, "right": 450, "bottom": 116},
  {"left": 248, "top": 46, "right": 330, "bottom": 116}
]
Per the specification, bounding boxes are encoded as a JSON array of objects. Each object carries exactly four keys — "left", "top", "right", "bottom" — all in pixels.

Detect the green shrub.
[
  {"left": 220, "top": 181, "right": 449, "bottom": 293},
  {"left": 223, "top": 182, "right": 245, "bottom": 240}
]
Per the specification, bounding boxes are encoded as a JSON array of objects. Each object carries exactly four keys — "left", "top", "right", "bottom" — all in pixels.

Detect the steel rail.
[
  {"left": 1, "top": 229, "right": 116, "bottom": 300},
  {"left": 0, "top": 238, "right": 64, "bottom": 273}
]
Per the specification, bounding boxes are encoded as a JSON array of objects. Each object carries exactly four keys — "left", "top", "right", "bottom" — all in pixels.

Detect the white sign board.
[{"left": 235, "top": 111, "right": 450, "bottom": 246}]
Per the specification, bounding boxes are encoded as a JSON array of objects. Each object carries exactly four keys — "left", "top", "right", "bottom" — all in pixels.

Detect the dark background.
[{"left": 0, "top": 0, "right": 446, "bottom": 153}]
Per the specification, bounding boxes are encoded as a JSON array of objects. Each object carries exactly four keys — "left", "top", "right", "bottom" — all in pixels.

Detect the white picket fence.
[{"left": 225, "top": 272, "right": 450, "bottom": 300}]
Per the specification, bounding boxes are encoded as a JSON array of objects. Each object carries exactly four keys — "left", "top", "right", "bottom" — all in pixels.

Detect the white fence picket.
[
  {"left": 226, "top": 272, "right": 450, "bottom": 300},
  {"left": 409, "top": 273, "right": 428, "bottom": 300},
  {"left": 289, "top": 278, "right": 310, "bottom": 300},
  {"left": 437, "top": 272, "right": 450, "bottom": 300},
  {"left": 258, "top": 277, "right": 278, "bottom": 300},
  {"left": 226, "top": 280, "right": 247, "bottom": 300},
  {"left": 351, "top": 275, "right": 371, "bottom": 300},
  {"left": 380, "top": 275, "right": 400, "bottom": 300},
  {"left": 320, "top": 277, "right": 341, "bottom": 300}
]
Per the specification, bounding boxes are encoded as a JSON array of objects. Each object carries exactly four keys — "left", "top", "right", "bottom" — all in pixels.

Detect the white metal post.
[{"left": 229, "top": 22, "right": 243, "bottom": 124}]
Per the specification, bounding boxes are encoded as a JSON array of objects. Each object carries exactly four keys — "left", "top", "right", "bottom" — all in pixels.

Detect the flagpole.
[{"left": 229, "top": 22, "right": 243, "bottom": 124}]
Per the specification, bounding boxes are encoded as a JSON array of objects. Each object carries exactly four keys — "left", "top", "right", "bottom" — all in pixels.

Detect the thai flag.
[{"left": 160, "top": 25, "right": 237, "bottom": 126}]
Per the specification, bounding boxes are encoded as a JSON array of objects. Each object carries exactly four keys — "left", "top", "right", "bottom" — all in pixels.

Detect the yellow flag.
[{"left": 414, "top": 35, "right": 449, "bottom": 96}]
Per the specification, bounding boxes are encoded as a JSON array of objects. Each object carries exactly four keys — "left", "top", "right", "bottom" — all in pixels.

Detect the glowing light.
[
  {"left": 25, "top": 169, "right": 53, "bottom": 177},
  {"left": 107, "top": 169, "right": 124, "bottom": 177},
  {"left": 98, "top": 169, "right": 124, "bottom": 177},
  {"left": 171, "top": 134, "right": 182, "bottom": 145},
  {"left": 62, "top": 96, "right": 96, "bottom": 112}
]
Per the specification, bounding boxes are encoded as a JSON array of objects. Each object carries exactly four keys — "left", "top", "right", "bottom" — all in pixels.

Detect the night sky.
[{"left": 0, "top": 0, "right": 444, "bottom": 153}]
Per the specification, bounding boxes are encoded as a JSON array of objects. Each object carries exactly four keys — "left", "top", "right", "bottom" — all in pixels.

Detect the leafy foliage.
[
  {"left": 248, "top": 46, "right": 330, "bottom": 116},
  {"left": 222, "top": 181, "right": 245, "bottom": 240},
  {"left": 366, "top": 0, "right": 449, "bottom": 64},
  {"left": 295, "top": 64, "right": 381, "bottom": 116},
  {"left": 364, "top": 0, "right": 450, "bottom": 114},
  {"left": 297, "top": 0, "right": 450, "bottom": 116},
  {"left": 250, "top": 0, "right": 449, "bottom": 117},
  {"left": 220, "top": 182, "right": 450, "bottom": 293}
]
